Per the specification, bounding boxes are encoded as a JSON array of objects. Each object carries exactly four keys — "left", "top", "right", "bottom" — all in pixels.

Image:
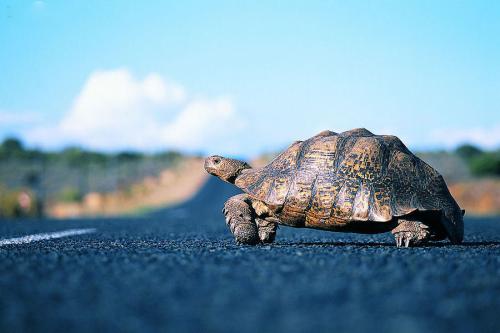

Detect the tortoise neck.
[{"left": 231, "top": 166, "right": 252, "bottom": 184}]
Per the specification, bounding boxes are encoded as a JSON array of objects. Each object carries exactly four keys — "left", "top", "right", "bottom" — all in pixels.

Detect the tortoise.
[{"left": 204, "top": 128, "right": 464, "bottom": 247}]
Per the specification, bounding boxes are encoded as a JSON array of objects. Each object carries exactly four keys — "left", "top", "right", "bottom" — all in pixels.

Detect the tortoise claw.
[
  {"left": 395, "top": 234, "right": 403, "bottom": 247},
  {"left": 394, "top": 232, "right": 414, "bottom": 247}
]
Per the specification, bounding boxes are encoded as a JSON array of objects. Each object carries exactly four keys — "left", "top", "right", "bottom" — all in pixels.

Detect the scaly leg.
[
  {"left": 223, "top": 194, "right": 259, "bottom": 244},
  {"left": 223, "top": 194, "right": 278, "bottom": 244},
  {"left": 255, "top": 217, "right": 278, "bottom": 243},
  {"left": 391, "top": 219, "right": 432, "bottom": 247}
]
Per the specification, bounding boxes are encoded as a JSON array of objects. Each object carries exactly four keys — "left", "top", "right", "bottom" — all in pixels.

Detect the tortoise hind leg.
[
  {"left": 251, "top": 200, "right": 278, "bottom": 243},
  {"left": 255, "top": 217, "right": 278, "bottom": 243},
  {"left": 391, "top": 219, "right": 433, "bottom": 247}
]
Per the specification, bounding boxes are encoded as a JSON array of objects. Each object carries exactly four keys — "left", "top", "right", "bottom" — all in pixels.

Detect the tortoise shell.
[{"left": 235, "top": 128, "right": 463, "bottom": 242}]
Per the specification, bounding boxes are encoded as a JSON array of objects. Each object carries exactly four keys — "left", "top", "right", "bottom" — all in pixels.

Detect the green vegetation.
[
  {"left": 0, "top": 137, "right": 184, "bottom": 167},
  {"left": 56, "top": 186, "right": 83, "bottom": 203},
  {"left": 455, "top": 144, "right": 483, "bottom": 160},
  {"left": 469, "top": 152, "right": 500, "bottom": 176},
  {"left": 455, "top": 144, "right": 500, "bottom": 177},
  {"left": 0, "top": 137, "right": 45, "bottom": 161}
]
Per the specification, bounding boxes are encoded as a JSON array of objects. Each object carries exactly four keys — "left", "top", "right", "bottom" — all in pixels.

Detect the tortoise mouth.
[
  {"left": 205, "top": 167, "right": 216, "bottom": 175},
  {"left": 204, "top": 164, "right": 217, "bottom": 176}
]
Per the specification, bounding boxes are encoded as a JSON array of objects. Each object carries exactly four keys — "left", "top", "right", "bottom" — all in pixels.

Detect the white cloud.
[
  {"left": 429, "top": 125, "right": 500, "bottom": 149},
  {"left": 162, "top": 97, "right": 244, "bottom": 150},
  {"left": 25, "top": 69, "right": 245, "bottom": 153}
]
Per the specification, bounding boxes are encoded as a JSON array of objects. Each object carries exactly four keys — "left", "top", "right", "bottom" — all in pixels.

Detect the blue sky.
[{"left": 0, "top": 1, "right": 499, "bottom": 157}]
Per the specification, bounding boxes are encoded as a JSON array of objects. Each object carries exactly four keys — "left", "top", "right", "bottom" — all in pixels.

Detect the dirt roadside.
[{"left": 48, "top": 157, "right": 208, "bottom": 218}]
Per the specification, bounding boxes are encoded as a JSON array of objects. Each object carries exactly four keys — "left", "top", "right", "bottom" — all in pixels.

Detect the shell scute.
[
  {"left": 308, "top": 175, "right": 338, "bottom": 219},
  {"left": 298, "top": 136, "right": 339, "bottom": 172}
]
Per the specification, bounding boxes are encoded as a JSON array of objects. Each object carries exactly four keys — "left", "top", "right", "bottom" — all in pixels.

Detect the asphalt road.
[{"left": 1, "top": 178, "right": 499, "bottom": 333}]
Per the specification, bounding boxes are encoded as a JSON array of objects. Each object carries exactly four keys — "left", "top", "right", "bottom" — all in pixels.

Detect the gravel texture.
[{"left": 0, "top": 178, "right": 499, "bottom": 333}]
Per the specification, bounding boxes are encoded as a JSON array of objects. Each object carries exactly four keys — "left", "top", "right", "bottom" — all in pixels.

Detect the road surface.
[{"left": 1, "top": 178, "right": 499, "bottom": 333}]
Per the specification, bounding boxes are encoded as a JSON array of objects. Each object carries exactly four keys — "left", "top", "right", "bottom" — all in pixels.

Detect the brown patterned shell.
[{"left": 235, "top": 128, "right": 463, "bottom": 242}]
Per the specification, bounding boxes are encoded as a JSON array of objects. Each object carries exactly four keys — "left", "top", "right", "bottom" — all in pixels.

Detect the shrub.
[
  {"left": 57, "top": 186, "right": 83, "bottom": 203},
  {"left": 455, "top": 144, "right": 500, "bottom": 177},
  {"left": 116, "top": 151, "right": 144, "bottom": 162},
  {"left": 469, "top": 152, "right": 500, "bottom": 176},
  {"left": 455, "top": 144, "right": 483, "bottom": 161}
]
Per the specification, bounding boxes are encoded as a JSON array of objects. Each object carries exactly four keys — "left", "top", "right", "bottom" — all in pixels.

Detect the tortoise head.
[{"left": 204, "top": 155, "right": 251, "bottom": 183}]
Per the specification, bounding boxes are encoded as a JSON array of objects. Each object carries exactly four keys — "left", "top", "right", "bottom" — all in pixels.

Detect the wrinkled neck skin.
[{"left": 228, "top": 166, "right": 252, "bottom": 184}]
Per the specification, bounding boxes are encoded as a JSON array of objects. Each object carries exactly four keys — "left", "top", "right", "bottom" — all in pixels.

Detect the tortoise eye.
[{"left": 213, "top": 158, "right": 221, "bottom": 164}]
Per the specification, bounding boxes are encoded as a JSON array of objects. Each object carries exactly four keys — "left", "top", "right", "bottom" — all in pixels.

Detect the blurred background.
[{"left": 0, "top": 1, "right": 498, "bottom": 219}]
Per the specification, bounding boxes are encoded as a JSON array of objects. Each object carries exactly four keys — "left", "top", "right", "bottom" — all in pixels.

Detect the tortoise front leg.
[
  {"left": 223, "top": 194, "right": 277, "bottom": 244},
  {"left": 223, "top": 194, "right": 259, "bottom": 244}
]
